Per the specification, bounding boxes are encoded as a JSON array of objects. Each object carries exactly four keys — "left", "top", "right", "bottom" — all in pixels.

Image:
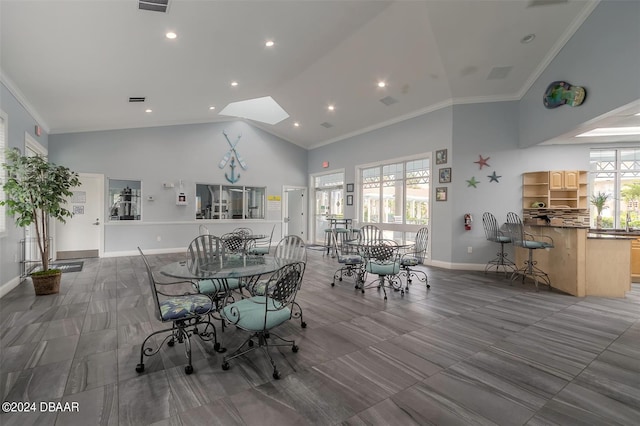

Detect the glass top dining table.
[{"left": 159, "top": 254, "right": 282, "bottom": 281}]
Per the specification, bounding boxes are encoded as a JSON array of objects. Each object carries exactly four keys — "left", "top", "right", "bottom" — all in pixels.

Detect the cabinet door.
[
  {"left": 549, "top": 171, "right": 564, "bottom": 190},
  {"left": 632, "top": 238, "right": 640, "bottom": 276},
  {"left": 564, "top": 171, "right": 579, "bottom": 190}
]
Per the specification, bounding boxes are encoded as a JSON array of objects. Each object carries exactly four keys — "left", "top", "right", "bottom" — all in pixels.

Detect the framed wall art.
[
  {"left": 436, "top": 187, "right": 448, "bottom": 202},
  {"left": 435, "top": 149, "right": 448, "bottom": 165},
  {"left": 439, "top": 167, "right": 451, "bottom": 183},
  {"left": 346, "top": 183, "right": 354, "bottom": 193},
  {"left": 346, "top": 195, "right": 354, "bottom": 206}
]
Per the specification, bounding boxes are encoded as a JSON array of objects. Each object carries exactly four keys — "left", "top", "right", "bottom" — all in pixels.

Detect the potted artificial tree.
[
  {"left": 590, "top": 191, "right": 610, "bottom": 229},
  {"left": 1, "top": 148, "right": 81, "bottom": 295}
]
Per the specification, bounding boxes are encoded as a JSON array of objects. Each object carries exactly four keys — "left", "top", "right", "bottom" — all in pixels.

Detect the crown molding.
[{"left": 0, "top": 70, "right": 50, "bottom": 133}]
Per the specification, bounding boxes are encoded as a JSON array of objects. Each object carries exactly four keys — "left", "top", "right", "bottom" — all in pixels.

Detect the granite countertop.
[
  {"left": 524, "top": 223, "right": 590, "bottom": 229},
  {"left": 588, "top": 229, "right": 640, "bottom": 237},
  {"left": 587, "top": 233, "right": 635, "bottom": 240}
]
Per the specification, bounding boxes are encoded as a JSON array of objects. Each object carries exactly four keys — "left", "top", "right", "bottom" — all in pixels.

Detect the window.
[
  {"left": 359, "top": 156, "right": 430, "bottom": 243},
  {"left": 312, "top": 171, "right": 344, "bottom": 243},
  {"left": 0, "top": 111, "right": 6, "bottom": 234},
  {"left": 590, "top": 148, "right": 640, "bottom": 229},
  {"left": 108, "top": 179, "right": 142, "bottom": 220},
  {"left": 360, "top": 158, "right": 430, "bottom": 226},
  {"left": 195, "top": 184, "right": 265, "bottom": 220}
]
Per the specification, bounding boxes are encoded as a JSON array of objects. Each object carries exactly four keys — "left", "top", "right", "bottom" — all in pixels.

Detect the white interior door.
[
  {"left": 284, "top": 188, "right": 306, "bottom": 240},
  {"left": 55, "top": 173, "right": 104, "bottom": 259}
]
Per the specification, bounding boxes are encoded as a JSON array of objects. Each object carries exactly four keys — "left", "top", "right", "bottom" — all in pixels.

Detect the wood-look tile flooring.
[{"left": 1, "top": 249, "right": 639, "bottom": 425}]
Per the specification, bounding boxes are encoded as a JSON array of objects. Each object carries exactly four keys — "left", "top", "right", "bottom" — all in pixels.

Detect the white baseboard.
[
  {"left": 0, "top": 275, "right": 23, "bottom": 299},
  {"left": 103, "top": 247, "right": 186, "bottom": 258},
  {"left": 425, "top": 259, "right": 486, "bottom": 272}
]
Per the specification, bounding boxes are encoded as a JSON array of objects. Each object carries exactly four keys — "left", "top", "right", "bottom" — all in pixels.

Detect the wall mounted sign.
[{"left": 543, "top": 81, "right": 586, "bottom": 109}]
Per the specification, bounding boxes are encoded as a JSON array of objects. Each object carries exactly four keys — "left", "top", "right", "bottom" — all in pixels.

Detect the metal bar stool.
[
  {"left": 482, "top": 212, "right": 516, "bottom": 276},
  {"left": 505, "top": 212, "right": 554, "bottom": 291}
]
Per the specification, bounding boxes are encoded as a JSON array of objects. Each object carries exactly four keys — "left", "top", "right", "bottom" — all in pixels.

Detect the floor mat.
[{"left": 34, "top": 261, "right": 84, "bottom": 273}]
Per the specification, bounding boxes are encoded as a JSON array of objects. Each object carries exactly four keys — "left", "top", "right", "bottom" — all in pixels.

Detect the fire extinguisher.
[{"left": 464, "top": 213, "right": 473, "bottom": 231}]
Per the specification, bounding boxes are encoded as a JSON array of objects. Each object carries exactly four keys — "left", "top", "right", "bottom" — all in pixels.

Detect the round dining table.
[{"left": 159, "top": 253, "right": 281, "bottom": 281}]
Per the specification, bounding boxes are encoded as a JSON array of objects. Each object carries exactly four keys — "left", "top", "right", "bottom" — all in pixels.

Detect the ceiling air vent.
[
  {"left": 320, "top": 122, "right": 333, "bottom": 128},
  {"left": 487, "top": 66, "right": 513, "bottom": 80},
  {"left": 139, "top": 0, "right": 168, "bottom": 13},
  {"left": 527, "top": 0, "right": 568, "bottom": 7},
  {"left": 129, "top": 97, "right": 146, "bottom": 103},
  {"left": 380, "top": 96, "right": 398, "bottom": 106}
]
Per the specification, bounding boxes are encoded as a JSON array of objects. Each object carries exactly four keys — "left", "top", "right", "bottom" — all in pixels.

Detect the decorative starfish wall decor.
[
  {"left": 466, "top": 176, "right": 480, "bottom": 188},
  {"left": 474, "top": 155, "right": 490, "bottom": 169},
  {"left": 488, "top": 171, "right": 501, "bottom": 182}
]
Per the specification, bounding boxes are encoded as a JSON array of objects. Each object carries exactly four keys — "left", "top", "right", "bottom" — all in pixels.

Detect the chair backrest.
[
  {"left": 274, "top": 235, "right": 307, "bottom": 263},
  {"left": 187, "top": 235, "right": 223, "bottom": 268},
  {"left": 482, "top": 212, "right": 501, "bottom": 242},
  {"left": 267, "top": 261, "right": 306, "bottom": 306},
  {"left": 362, "top": 239, "right": 400, "bottom": 263},
  {"left": 232, "top": 227, "right": 252, "bottom": 237},
  {"left": 505, "top": 212, "right": 525, "bottom": 247},
  {"left": 358, "top": 225, "right": 381, "bottom": 244},
  {"left": 138, "top": 247, "right": 163, "bottom": 322},
  {"left": 221, "top": 232, "right": 245, "bottom": 253},
  {"left": 412, "top": 227, "right": 429, "bottom": 262},
  {"left": 198, "top": 224, "right": 210, "bottom": 235}
]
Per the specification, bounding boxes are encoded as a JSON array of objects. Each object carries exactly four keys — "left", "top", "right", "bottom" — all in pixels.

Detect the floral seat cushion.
[{"left": 159, "top": 294, "right": 212, "bottom": 321}]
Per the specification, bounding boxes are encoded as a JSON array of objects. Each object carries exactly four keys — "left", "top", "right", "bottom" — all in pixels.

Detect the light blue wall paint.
[
  {"left": 308, "top": 107, "right": 454, "bottom": 262},
  {"left": 452, "top": 101, "right": 590, "bottom": 264},
  {"left": 1, "top": 83, "right": 49, "bottom": 287},
  {"left": 48, "top": 120, "right": 307, "bottom": 252},
  {"left": 519, "top": 0, "right": 640, "bottom": 148}
]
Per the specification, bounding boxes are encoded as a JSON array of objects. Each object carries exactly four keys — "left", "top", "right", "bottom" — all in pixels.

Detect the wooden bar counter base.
[{"left": 515, "top": 226, "right": 632, "bottom": 297}]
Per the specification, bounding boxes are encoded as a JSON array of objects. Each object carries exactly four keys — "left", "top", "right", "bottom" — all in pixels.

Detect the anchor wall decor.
[{"left": 218, "top": 130, "right": 247, "bottom": 183}]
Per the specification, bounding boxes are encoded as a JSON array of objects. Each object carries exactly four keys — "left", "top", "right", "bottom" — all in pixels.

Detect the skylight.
[{"left": 218, "top": 96, "right": 290, "bottom": 125}]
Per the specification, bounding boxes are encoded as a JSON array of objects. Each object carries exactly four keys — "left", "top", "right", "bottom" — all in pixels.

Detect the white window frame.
[
  {"left": 0, "top": 110, "right": 7, "bottom": 236},
  {"left": 356, "top": 153, "right": 431, "bottom": 246}
]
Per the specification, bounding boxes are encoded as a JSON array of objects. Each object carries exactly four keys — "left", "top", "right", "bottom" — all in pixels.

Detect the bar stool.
[
  {"left": 482, "top": 212, "right": 516, "bottom": 276},
  {"left": 505, "top": 212, "right": 554, "bottom": 291}
]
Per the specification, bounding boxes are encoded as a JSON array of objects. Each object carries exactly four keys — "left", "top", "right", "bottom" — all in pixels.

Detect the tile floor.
[{"left": 1, "top": 249, "right": 639, "bottom": 425}]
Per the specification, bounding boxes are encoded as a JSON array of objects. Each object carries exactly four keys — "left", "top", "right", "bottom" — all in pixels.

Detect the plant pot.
[{"left": 31, "top": 270, "right": 62, "bottom": 295}]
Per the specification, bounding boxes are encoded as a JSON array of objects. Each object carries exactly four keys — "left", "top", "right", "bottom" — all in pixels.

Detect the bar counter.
[{"left": 515, "top": 225, "right": 632, "bottom": 297}]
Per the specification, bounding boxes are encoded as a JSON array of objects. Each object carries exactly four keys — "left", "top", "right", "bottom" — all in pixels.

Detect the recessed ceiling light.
[
  {"left": 209, "top": 106, "right": 216, "bottom": 110},
  {"left": 576, "top": 127, "right": 640, "bottom": 137},
  {"left": 294, "top": 122, "right": 300, "bottom": 127},
  {"left": 377, "top": 81, "right": 387, "bottom": 88},
  {"left": 327, "top": 105, "right": 335, "bottom": 111},
  {"left": 265, "top": 40, "right": 275, "bottom": 47},
  {"left": 145, "top": 109, "right": 152, "bottom": 113},
  {"left": 521, "top": 33, "right": 535, "bottom": 44},
  {"left": 231, "top": 81, "right": 239, "bottom": 87},
  {"left": 166, "top": 32, "right": 177, "bottom": 40},
  {"left": 635, "top": 112, "right": 640, "bottom": 116}
]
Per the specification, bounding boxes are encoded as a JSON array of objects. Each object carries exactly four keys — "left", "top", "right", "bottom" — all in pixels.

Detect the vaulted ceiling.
[{"left": 1, "top": 0, "right": 605, "bottom": 149}]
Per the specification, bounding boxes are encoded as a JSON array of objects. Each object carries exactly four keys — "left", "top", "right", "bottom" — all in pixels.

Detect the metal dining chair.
[
  {"left": 221, "top": 262, "right": 305, "bottom": 380},
  {"left": 400, "top": 227, "right": 430, "bottom": 290},
  {"left": 136, "top": 248, "right": 222, "bottom": 375},
  {"left": 360, "top": 239, "right": 403, "bottom": 300}
]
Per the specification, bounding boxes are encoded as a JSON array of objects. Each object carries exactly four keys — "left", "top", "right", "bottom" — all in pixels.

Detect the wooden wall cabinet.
[
  {"left": 549, "top": 170, "right": 579, "bottom": 190},
  {"left": 523, "top": 170, "right": 587, "bottom": 210}
]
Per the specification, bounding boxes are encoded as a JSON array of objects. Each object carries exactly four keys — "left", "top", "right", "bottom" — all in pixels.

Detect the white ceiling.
[{"left": 2, "top": 0, "right": 628, "bottom": 150}]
